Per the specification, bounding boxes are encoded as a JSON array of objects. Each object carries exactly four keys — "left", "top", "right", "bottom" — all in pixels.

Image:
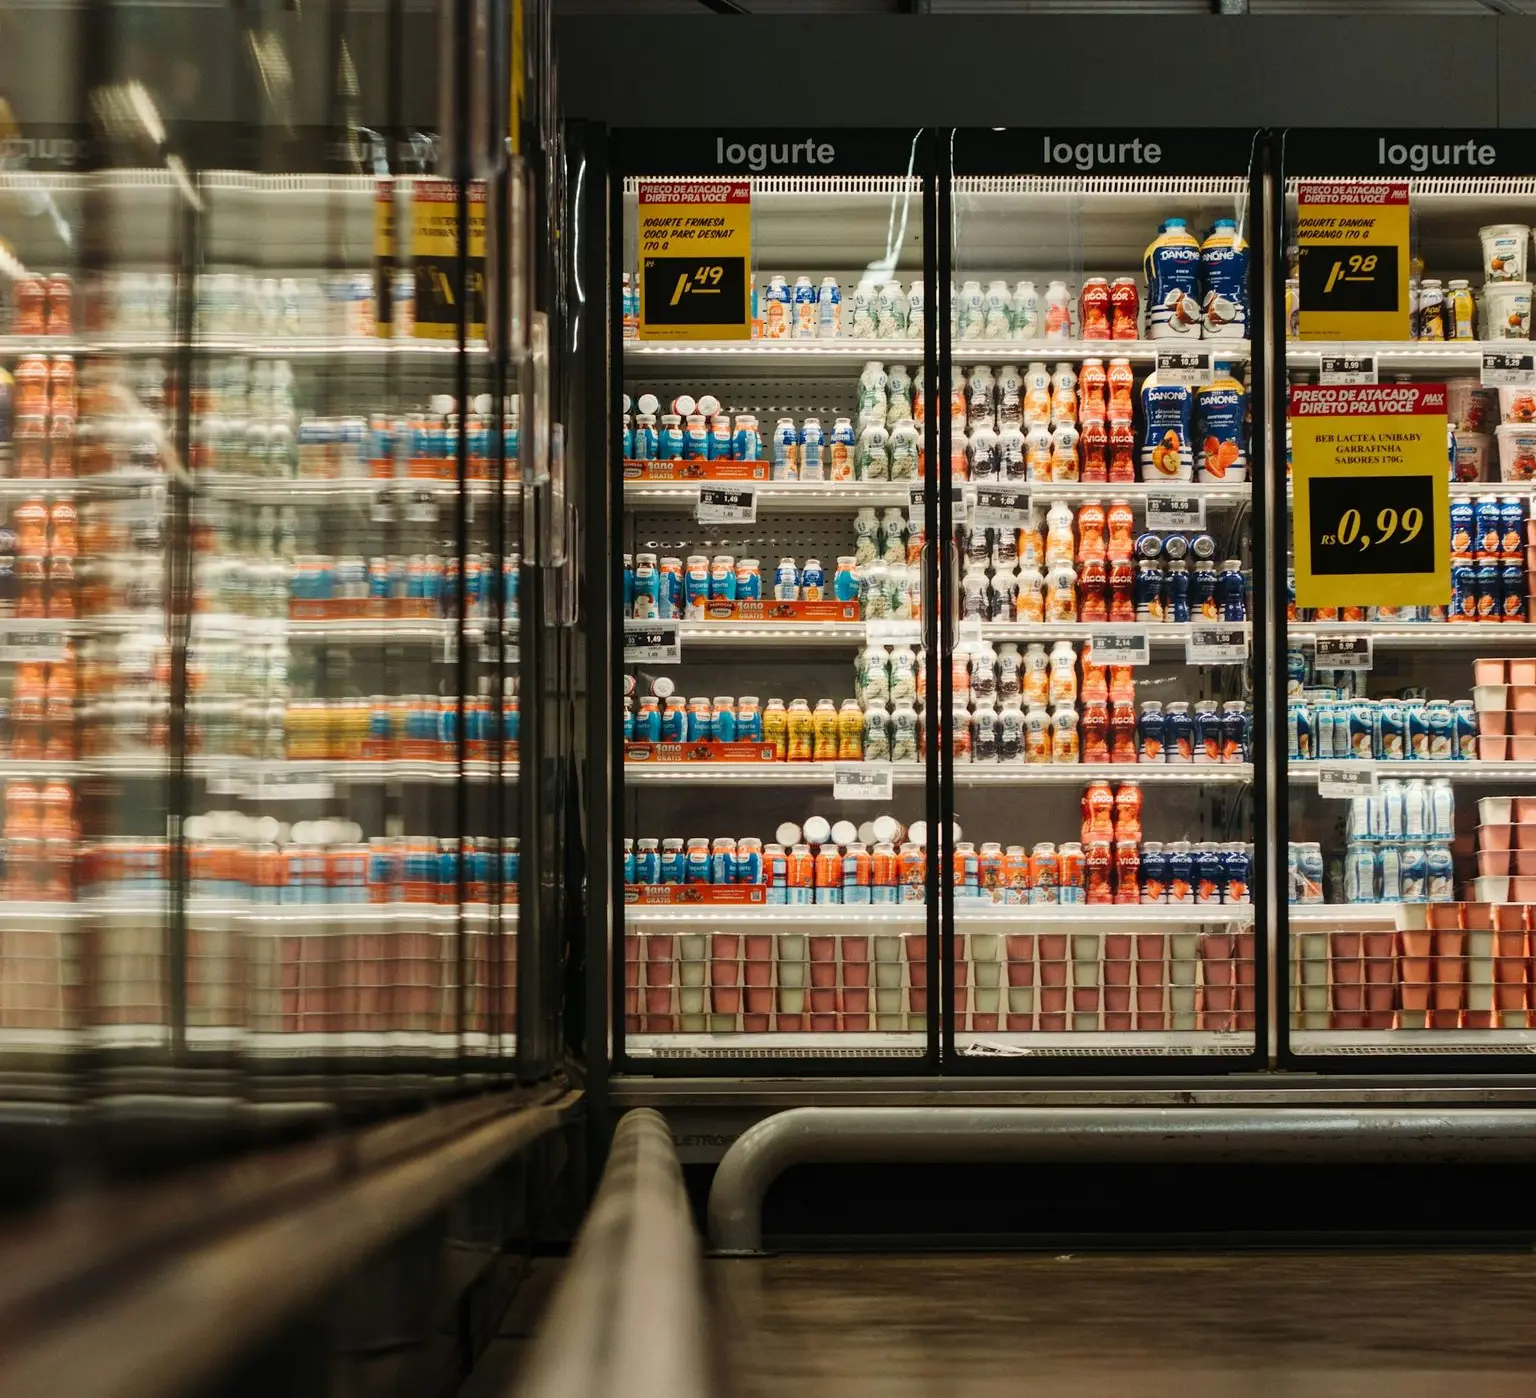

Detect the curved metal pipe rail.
[
  {"left": 0, "top": 1088, "right": 580, "bottom": 1398},
  {"left": 514, "top": 1108, "right": 712, "bottom": 1398},
  {"left": 707, "top": 1105, "right": 1536, "bottom": 1254}
]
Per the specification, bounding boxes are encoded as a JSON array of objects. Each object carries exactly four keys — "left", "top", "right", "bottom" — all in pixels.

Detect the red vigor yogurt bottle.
[
  {"left": 1110, "top": 277, "right": 1140, "bottom": 339},
  {"left": 1079, "top": 278, "right": 1111, "bottom": 340}
]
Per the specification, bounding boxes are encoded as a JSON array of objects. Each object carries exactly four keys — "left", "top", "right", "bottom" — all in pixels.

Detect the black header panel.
[
  {"left": 953, "top": 128, "right": 1262, "bottom": 178},
  {"left": 1285, "top": 128, "right": 1536, "bottom": 177},
  {"left": 613, "top": 128, "right": 929, "bottom": 178}
]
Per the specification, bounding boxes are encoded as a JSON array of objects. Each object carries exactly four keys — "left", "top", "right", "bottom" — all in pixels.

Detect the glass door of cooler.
[
  {"left": 1280, "top": 130, "right": 1536, "bottom": 1067},
  {"left": 0, "top": 156, "right": 180, "bottom": 1091},
  {"left": 946, "top": 130, "right": 1266, "bottom": 1068},
  {"left": 613, "top": 130, "right": 939, "bottom": 1070},
  {"left": 187, "top": 165, "right": 519, "bottom": 1081}
]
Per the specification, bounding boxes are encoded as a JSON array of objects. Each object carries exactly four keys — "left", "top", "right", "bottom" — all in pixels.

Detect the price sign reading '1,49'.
[
  {"left": 1289, "top": 383, "right": 1450, "bottom": 609},
  {"left": 637, "top": 180, "right": 752, "bottom": 341}
]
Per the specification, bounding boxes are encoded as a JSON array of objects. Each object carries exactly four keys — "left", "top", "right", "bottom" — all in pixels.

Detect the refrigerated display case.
[
  {"left": 0, "top": 0, "right": 564, "bottom": 1117},
  {"left": 946, "top": 130, "right": 1266, "bottom": 1066},
  {"left": 613, "top": 130, "right": 941, "bottom": 1069},
  {"left": 183, "top": 167, "right": 519, "bottom": 1076},
  {"left": 1280, "top": 128, "right": 1536, "bottom": 1067},
  {"left": 606, "top": 127, "right": 1269, "bottom": 1073}
]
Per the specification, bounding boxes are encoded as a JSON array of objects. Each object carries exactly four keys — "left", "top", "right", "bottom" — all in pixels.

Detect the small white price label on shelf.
[
  {"left": 244, "top": 777, "right": 337, "bottom": 803},
  {"left": 1313, "top": 633, "right": 1372, "bottom": 669},
  {"left": 123, "top": 484, "right": 165, "bottom": 524},
  {"left": 1087, "top": 629, "right": 1150, "bottom": 666},
  {"left": 956, "top": 617, "right": 984, "bottom": 648},
  {"left": 1155, "top": 347, "right": 1213, "bottom": 388},
  {"left": 833, "top": 765, "right": 894, "bottom": 802},
  {"left": 1482, "top": 349, "right": 1536, "bottom": 389},
  {"left": 6, "top": 630, "right": 67, "bottom": 663},
  {"left": 1145, "top": 491, "right": 1206, "bottom": 532},
  {"left": 970, "top": 483, "right": 1031, "bottom": 530},
  {"left": 371, "top": 490, "right": 396, "bottom": 524},
  {"left": 696, "top": 485, "right": 757, "bottom": 525},
  {"left": 908, "top": 485, "right": 926, "bottom": 528},
  {"left": 1316, "top": 764, "right": 1378, "bottom": 799},
  {"left": 624, "top": 618, "right": 682, "bottom": 664},
  {"left": 1319, "top": 352, "right": 1378, "bottom": 386},
  {"left": 1186, "top": 627, "right": 1248, "bottom": 665},
  {"left": 404, "top": 491, "right": 439, "bottom": 524},
  {"left": 865, "top": 619, "right": 921, "bottom": 644}
]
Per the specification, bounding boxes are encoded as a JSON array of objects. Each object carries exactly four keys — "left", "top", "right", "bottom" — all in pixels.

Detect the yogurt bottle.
[
  {"left": 1139, "top": 371, "right": 1194, "bottom": 480},
  {"left": 1012, "top": 280, "right": 1040, "bottom": 339},
  {"left": 1194, "top": 365, "right": 1247, "bottom": 481},
  {"left": 849, "top": 280, "right": 878, "bottom": 338},
  {"left": 1199, "top": 217, "right": 1249, "bottom": 339},
  {"left": 799, "top": 417, "right": 826, "bottom": 480},
  {"left": 1043, "top": 281, "right": 1072, "bottom": 340},
  {"left": 876, "top": 281, "right": 909, "bottom": 339},
  {"left": 1144, "top": 218, "right": 1203, "bottom": 339},
  {"left": 889, "top": 419, "right": 920, "bottom": 480},
  {"left": 858, "top": 422, "right": 891, "bottom": 480},
  {"left": 886, "top": 363, "right": 914, "bottom": 423},
  {"left": 958, "top": 280, "right": 985, "bottom": 339},
  {"left": 984, "top": 280, "right": 1013, "bottom": 339},
  {"left": 854, "top": 507, "right": 880, "bottom": 566},
  {"left": 996, "top": 364, "right": 1023, "bottom": 426},
  {"left": 905, "top": 282, "right": 925, "bottom": 341}
]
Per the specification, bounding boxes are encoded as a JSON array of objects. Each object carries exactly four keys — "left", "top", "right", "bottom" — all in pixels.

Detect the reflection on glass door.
[
  {"left": 947, "top": 130, "right": 1263, "bottom": 1063},
  {"left": 1283, "top": 130, "right": 1536, "bottom": 1061},
  {"left": 615, "top": 130, "right": 937, "bottom": 1066}
]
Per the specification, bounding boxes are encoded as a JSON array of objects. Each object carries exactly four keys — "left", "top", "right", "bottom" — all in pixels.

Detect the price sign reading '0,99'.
[
  {"left": 1289, "top": 383, "right": 1450, "bottom": 609},
  {"left": 1308, "top": 477, "right": 1435, "bottom": 575}
]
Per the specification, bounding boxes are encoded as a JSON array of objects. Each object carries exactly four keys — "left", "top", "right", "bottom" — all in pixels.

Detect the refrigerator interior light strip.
[
  {"left": 953, "top": 175, "right": 1250, "bottom": 198},
  {"left": 623, "top": 175, "right": 922, "bottom": 197},
  {"left": 1283, "top": 175, "right": 1536, "bottom": 198}
]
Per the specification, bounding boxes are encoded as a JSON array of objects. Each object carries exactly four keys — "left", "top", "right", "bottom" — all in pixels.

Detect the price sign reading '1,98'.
[
  {"left": 637, "top": 180, "right": 752, "bottom": 341},
  {"left": 1289, "top": 383, "right": 1450, "bottom": 609},
  {"left": 1296, "top": 181, "right": 1410, "bottom": 341}
]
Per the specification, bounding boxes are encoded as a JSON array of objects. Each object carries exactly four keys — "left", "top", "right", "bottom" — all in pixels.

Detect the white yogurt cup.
[
  {"left": 1495, "top": 421, "right": 1536, "bottom": 481},
  {"left": 1481, "top": 280, "right": 1533, "bottom": 340},
  {"left": 1481, "top": 224, "right": 1530, "bottom": 283}
]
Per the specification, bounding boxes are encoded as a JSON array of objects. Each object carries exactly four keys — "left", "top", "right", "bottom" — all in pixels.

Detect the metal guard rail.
[
  {"left": 707, "top": 1105, "right": 1536, "bottom": 1254},
  {"left": 0, "top": 1087, "right": 581, "bottom": 1398},
  {"left": 514, "top": 1108, "right": 711, "bottom": 1398}
]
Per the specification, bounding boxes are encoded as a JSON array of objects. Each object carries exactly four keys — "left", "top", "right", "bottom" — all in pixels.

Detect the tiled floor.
[{"left": 712, "top": 1253, "right": 1536, "bottom": 1397}]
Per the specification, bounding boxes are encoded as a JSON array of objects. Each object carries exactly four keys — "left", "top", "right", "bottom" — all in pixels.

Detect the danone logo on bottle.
[
  {"left": 716, "top": 137, "right": 836, "bottom": 172},
  {"left": 1041, "top": 136, "right": 1163, "bottom": 171}
]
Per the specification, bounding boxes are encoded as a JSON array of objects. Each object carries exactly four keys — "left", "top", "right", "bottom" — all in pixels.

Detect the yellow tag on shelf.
[
  {"left": 1297, "top": 181, "right": 1411, "bottom": 341},
  {"left": 374, "top": 179, "right": 395, "bottom": 339},
  {"left": 638, "top": 180, "right": 752, "bottom": 342},
  {"left": 1290, "top": 383, "right": 1450, "bottom": 609},
  {"left": 411, "top": 179, "right": 486, "bottom": 341}
]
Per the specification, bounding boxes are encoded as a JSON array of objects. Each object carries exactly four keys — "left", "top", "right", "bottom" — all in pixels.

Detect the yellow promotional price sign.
[
  {"left": 411, "top": 180, "right": 486, "bottom": 341},
  {"left": 1297, "top": 181, "right": 1411, "bottom": 340},
  {"left": 1291, "top": 383, "right": 1450, "bottom": 608},
  {"left": 374, "top": 179, "right": 395, "bottom": 338},
  {"left": 638, "top": 180, "right": 751, "bottom": 341}
]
